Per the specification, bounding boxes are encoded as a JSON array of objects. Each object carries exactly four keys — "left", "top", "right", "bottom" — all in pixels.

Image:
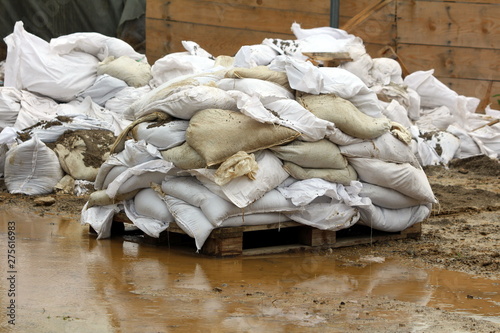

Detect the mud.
[{"left": 0, "top": 155, "right": 499, "bottom": 332}]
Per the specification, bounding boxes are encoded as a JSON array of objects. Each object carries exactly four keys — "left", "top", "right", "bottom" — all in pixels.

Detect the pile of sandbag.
[{"left": 1, "top": 21, "right": 499, "bottom": 251}]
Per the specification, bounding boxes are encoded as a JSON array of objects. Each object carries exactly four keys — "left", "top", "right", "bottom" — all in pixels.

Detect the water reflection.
[{"left": 0, "top": 209, "right": 499, "bottom": 332}]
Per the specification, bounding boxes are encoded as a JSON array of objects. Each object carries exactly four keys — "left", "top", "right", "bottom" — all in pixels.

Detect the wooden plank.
[
  {"left": 146, "top": 19, "right": 297, "bottom": 62},
  {"left": 147, "top": 0, "right": 329, "bottom": 34},
  {"left": 397, "top": 1, "right": 500, "bottom": 49},
  {"left": 147, "top": 0, "right": 332, "bottom": 19},
  {"left": 396, "top": 44, "right": 500, "bottom": 81},
  {"left": 438, "top": 78, "right": 500, "bottom": 111},
  {"left": 298, "top": 226, "right": 336, "bottom": 247}
]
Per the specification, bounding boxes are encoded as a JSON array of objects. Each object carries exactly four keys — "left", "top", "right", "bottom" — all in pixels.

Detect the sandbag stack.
[{"left": 0, "top": 21, "right": 499, "bottom": 250}]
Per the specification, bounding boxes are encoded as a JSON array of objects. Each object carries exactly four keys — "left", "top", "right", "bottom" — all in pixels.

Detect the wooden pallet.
[{"left": 108, "top": 213, "right": 421, "bottom": 257}]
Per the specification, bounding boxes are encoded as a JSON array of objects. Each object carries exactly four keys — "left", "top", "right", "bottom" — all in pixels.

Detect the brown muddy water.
[{"left": 0, "top": 209, "right": 499, "bottom": 333}]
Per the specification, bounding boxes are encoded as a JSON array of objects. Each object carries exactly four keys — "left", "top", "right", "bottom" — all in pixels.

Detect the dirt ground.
[{"left": 1, "top": 154, "right": 499, "bottom": 332}]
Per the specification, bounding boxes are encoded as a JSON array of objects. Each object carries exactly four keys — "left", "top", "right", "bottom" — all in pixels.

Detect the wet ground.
[{"left": 1, "top": 207, "right": 499, "bottom": 333}]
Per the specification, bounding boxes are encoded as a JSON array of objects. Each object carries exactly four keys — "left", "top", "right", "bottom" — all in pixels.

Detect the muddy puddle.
[{"left": 1, "top": 209, "right": 499, "bottom": 332}]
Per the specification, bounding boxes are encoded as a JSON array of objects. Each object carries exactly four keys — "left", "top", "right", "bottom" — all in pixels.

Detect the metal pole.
[{"left": 330, "top": 0, "right": 340, "bottom": 28}]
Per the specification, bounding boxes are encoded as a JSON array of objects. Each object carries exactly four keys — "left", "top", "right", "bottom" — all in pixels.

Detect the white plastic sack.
[
  {"left": 233, "top": 44, "right": 278, "bottom": 68},
  {"left": 78, "top": 74, "right": 128, "bottom": 106},
  {"left": 369, "top": 58, "right": 403, "bottom": 85},
  {"left": 164, "top": 195, "right": 214, "bottom": 251},
  {"left": 357, "top": 203, "right": 431, "bottom": 232},
  {"left": 104, "top": 86, "right": 152, "bottom": 116},
  {"left": 359, "top": 182, "right": 421, "bottom": 209},
  {"left": 5, "top": 136, "right": 63, "bottom": 195},
  {"left": 80, "top": 202, "right": 119, "bottom": 239},
  {"left": 4, "top": 21, "right": 98, "bottom": 102},
  {"left": 348, "top": 157, "right": 436, "bottom": 204},
  {"left": 0, "top": 87, "right": 22, "bottom": 129},
  {"left": 446, "top": 125, "right": 482, "bottom": 159},
  {"left": 217, "top": 78, "right": 294, "bottom": 104}
]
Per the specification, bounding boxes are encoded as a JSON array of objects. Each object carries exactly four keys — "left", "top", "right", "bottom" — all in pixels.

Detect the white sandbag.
[
  {"left": 50, "top": 31, "right": 147, "bottom": 62},
  {"left": 347, "top": 157, "right": 437, "bottom": 204},
  {"left": 13, "top": 91, "right": 59, "bottom": 130},
  {"left": 283, "top": 162, "right": 358, "bottom": 186},
  {"left": 4, "top": 136, "right": 63, "bottom": 195},
  {"left": 297, "top": 93, "right": 391, "bottom": 140},
  {"left": 269, "top": 56, "right": 383, "bottom": 118},
  {"left": 381, "top": 100, "right": 412, "bottom": 129},
  {"left": 359, "top": 182, "right": 422, "bottom": 209},
  {"left": 4, "top": 21, "right": 98, "bottom": 102},
  {"left": 407, "top": 87, "right": 421, "bottom": 121},
  {"left": 0, "top": 144, "right": 8, "bottom": 177},
  {"left": 468, "top": 125, "right": 500, "bottom": 159},
  {"left": 270, "top": 139, "right": 347, "bottom": 169},
  {"left": 369, "top": 58, "right": 403, "bottom": 85},
  {"left": 150, "top": 52, "right": 216, "bottom": 87},
  {"left": 357, "top": 203, "right": 431, "bottom": 232},
  {"left": 232, "top": 91, "right": 330, "bottom": 142},
  {"left": 160, "top": 142, "right": 206, "bottom": 170},
  {"left": 325, "top": 126, "right": 364, "bottom": 146},
  {"left": 189, "top": 150, "right": 290, "bottom": 208},
  {"left": 105, "top": 86, "right": 152, "bottom": 116},
  {"left": 97, "top": 56, "right": 152, "bottom": 88},
  {"left": 164, "top": 195, "right": 214, "bottom": 250},
  {"left": 339, "top": 132, "right": 420, "bottom": 168},
  {"left": 291, "top": 22, "right": 356, "bottom": 43},
  {"left": 162, "top": 177, "right": 299, "bottom": 227},
  {"left": 446, "top": 125, "right": 482, "bottom": 159},
  {"left": 99, "top": 165, "right": 129, "bottom": 190},
  {"left": 132, "top": 84, "right": 237, "bottom": 120},
  {"left": 285, "top": 197, "right": 360, "bottom": 231},
  {"left": 0, "top": 87, "right": 22, "bottom": 130},
  {"left": 233, "top": 44, "right": 279, "bottom": 68},
  {"left": 123, "top": 188, "right": 173, "bottom": 238},
  {"left": 415, "top": 106, "right": 454, "bottom": 132},
  {"left": 80, "top": 202, "right": 119, "bottom": 239},
  {"left": 105, "top": 159, "right": 175, "bottom": 198},
  {"left": 221, "top": 212, "right": 289, "bottom": 227},
  {"left": 131, "top": 120, "right": 188, "bottom": 150},
  {"left": 186, "top": 108, "right": 300, "bottom": 166},
  {"left": 78, "top": 74, "right": 128, "bottom": 106},
  {"left": 404, "top": 70, "right": 458, "bottom": 111},
  {"left": 217, "top": 78, "right": 294, "bottom": 104}
]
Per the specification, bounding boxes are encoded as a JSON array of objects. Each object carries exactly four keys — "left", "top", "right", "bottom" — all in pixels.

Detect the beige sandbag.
[
  {"left": 297, "top": 93, "right": 391, "bottom": 139},
  {"left": 160, "top": 142, "right": 206, "bottom": 169},
  {"left": 214, "top": 151, "right": 259, "bottom": 186},
  {"left": 283, "top": 162, "right": 358, "bottom": 185},
  {"left": 270, "top": 139, "right": 347, "bottom": 169},
  {"left": 186, "top": 109, "right": 300, "bottom": 166},
  {"left": 225, "top": 66, "right": 291, "bottom": 91},
  {"left": 97, "top": 56, "right": 152, "bottom": 88}
]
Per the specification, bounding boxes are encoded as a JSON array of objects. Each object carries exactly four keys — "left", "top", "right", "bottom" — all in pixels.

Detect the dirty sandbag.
[
  {"left": 80, "top": 202, "right": 120, "bottom": 239},
  {"left": 4, "top": 22, "right": 98, "bottom": 102},
  {"left": 87, "top": 189, "right": 139, "bottom": 208},
  {"left": 189, "top": 150, "right": 289, "bottom": 208},
  {"left": 163, "top": 195, "right": 214, "bottom": 251},
  {"left": 297, "top": 93, "right": 391, "bottom": 140},
  {"left": 270, "top": 139, "right": 347, "bottom": 169},
  {"left": 357, "top": 203, "right": 431, "bottom": 233},
  {"left": 225, "top": 66, "right": 291, "bottom": 91},
  {"left": 5, "top": 136, "right": 63, "bottom": 195},
  {"left": 412, "top": 129, "right": 461, "bottom": 166},
  {"left": 347, "top": 157, "right": 437, "bottom": 204},
  {"left": 97, "top": 56, "right": 152, "bottom": 88},
  {"left": 131, "top": 120, "right": 189, "bottom": 150},
  {"left": 186, "top": 109, "right": 300, "bottom": 166},
  {"left": 53, "top": 129, "right": 115, "bottom": 181},
  {"left": 446, "top": 125, "right": 482, "bottom": 159},
  {"left": 283, "top": 162, "right": 358, "bottom": 186},
  {"left": 233, "top": 44, "right": 278, "bottom": 68},
  {"left": 105, "top": 86, "right": 151, "bottom": 116},
  {"left": 339, "top": 132, "right": 420, "bottom": 168},
  {"left": 222, "top": 212, "right": 288, "bottom": 227},
  {"left": 160, "top": 142, "right": 206, "bottom": 170}
]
